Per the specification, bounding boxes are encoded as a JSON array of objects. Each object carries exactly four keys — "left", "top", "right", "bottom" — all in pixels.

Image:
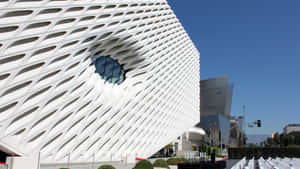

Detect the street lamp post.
[
  {"left": 243, "top": 105, "right": 246, "bottom": 134},
  {"left": 220, "top": 131, "right": 222, "bottom": 154},
  {"left": 68, "top": 153, "right": 70, "bottom": 169},
  {"left": 92, "top": 153, "right": 95, "bottom": 169}
]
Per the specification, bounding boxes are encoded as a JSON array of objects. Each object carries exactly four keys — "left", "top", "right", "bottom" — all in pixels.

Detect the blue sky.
[{"left": 168, "top": 0, "right": 300, "bottom": 135}]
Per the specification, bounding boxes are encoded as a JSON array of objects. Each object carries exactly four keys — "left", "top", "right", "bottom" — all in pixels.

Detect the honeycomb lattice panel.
[{"left": 0, "top": 0, "right": 200, "bottom": 163}]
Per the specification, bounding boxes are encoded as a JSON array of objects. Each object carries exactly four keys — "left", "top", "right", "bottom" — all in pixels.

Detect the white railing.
[
  {"left": 231, "top": 157, "right": 300, "bottom": 169},
  {"left": 255, "top": 157, "right": 300, "bottom": 169},
  {"left": 231, "top": 157, "right": 246, "bottom": 169},
  {"left": 245, "top": 158, "right": 255, "bottom": 169}
]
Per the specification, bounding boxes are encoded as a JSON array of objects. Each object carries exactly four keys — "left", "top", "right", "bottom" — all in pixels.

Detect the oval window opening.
[{"left": 93, "top": 55, "right": 125, "bottom": 84}]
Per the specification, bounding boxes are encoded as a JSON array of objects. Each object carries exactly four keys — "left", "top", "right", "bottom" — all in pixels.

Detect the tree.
[
  {"left": 283, "top": 135, "right": 289, "bottom": 147},
  {"left": 247, "top": 143, "right": 257, "bottom": 148},
  {"left": 274, "top": 134, "right": 280, "bottom": 145},
  {"left": 266, "top": 137, "right": 274, "bottom": 147}
]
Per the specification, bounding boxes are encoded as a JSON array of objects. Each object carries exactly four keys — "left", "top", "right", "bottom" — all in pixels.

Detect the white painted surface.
[
  {"left": 0, "top": 0, "right": 200, "bottom": 164},
  {"left": 188, "top": 127, "right": 206, "bottom": 135},
  {"left": 0, "top": 165, "right": 7, "bottom": 169},
  {"left": 6, "top": 157, "right": 39, "bottom": 169},
  {"left": 41, "top": 161, "right": 134, "bottom": 169},
  {"left": 154, "top": 167, "right": 168, "bottom": 169},
  {"left": 169, "top": 165, "right": 177, "bottom": 169}
]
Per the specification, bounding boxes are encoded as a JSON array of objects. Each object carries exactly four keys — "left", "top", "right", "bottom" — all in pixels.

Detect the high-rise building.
[
  {"left": 283, "top": 124, "right": 300, "bottom": 134},
  {"left": 200, "top": 76, "right": 233, "bottom": 117},
  {"left": 0, "top": 0, "right": 200, "bottom": 164},
  {"left": 198, "top": 76, "right": 233, "bottom": 147}
]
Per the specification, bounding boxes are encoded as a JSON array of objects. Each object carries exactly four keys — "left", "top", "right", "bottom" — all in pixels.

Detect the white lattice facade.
[{"left": 0, "top": 0, "right": 200, "bottom": 163}]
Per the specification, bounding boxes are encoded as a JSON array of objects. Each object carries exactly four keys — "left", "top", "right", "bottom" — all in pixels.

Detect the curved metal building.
[{"left": 0, "top": 0, "right": 200, "bottom": 163}]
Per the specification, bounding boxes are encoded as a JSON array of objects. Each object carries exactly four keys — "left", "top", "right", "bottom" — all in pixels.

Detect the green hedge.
[
  {"left": 133, "top": 160, "right": 153, "bottom": 169},
  {"left": 229, "top": 147, "right": 300, "bottom": 159},
  {"left": 153, "top": 159, "right": 169, "bottom": 169},
  {"left": 166, "top": 158, "right": 185, "bottom": 165},
  {"left": 98, "top": 165, "right": 116, "bottom": 169}
]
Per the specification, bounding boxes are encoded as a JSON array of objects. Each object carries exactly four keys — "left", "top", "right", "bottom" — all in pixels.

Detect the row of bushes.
[
  {"left": 60, "top": 158, "right": 185, "bottom": 169},
  {"left": 153, "top": 159, "right": 170, "bottom": 168},
  {"left": 229, "top": 147, "right": 300, "bottom": 159},
  {"left": 177, "top": 161, "right": 226, "bottom": 169},
  {"left": 166, "top": 158, "right": 186, "bottom": 165},
  {"left": 134, "top": 158, "right": 185, "bottom": 169},
  {"left": 133, "top": 160, "right": 154, "bottom": 169}
]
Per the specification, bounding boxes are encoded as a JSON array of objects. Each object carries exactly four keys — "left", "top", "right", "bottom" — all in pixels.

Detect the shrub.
[
  {"left": 98, "top": 165, "right": 116, "bottom": 169},
  {"left": 153, "top": 159, "right": 169, "bottom": 169},
  {"left": 133, "top": 160, "right": 153, "bottom": 169},
  {"left": 206, "top": 147, "right": 211, "bottom": 156},
  {"left": 216, "top": 154, "right": 223, "bottom": 158},
  {"left": 166, "top": 158, "right": 185, "bottom": 165}
]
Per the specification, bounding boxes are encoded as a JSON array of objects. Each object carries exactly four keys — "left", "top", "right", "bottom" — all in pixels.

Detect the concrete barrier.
[
  {"left": 41, "top": 161, "right": 134, "bottom": 169},
  {"left": 0, "top": 164, "right": 7, "bottom": 169},
  {"left": 6, "top": 157, "right": 39, "bottom": 169}
]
